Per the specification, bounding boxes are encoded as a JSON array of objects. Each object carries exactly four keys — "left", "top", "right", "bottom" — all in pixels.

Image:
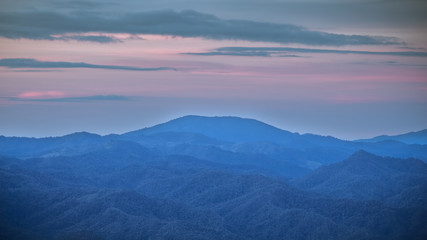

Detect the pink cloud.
[{"left": 17, "top": 91, "right": 66, "bottom": 99}]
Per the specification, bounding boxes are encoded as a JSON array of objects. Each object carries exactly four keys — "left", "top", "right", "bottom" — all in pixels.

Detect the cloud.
[
  {"left": 398, "top": 46, "right": 426, "bottom": 50},
  {"left": 52, "top": 0, "right": 119, "bottom": 10},
  {"left": 0, "top": 9, "right": 403, "bottom": 46},
  {"left": 381, "top": 61, "right": 427, "bottom": 68},
  {"left": 59, "top": 35, "right": 121, "bottom": 43},
  {"left": 189, "top": 51, "right": 272, "bottom": 57},
  {"left": 183, "top": 47, "right": 427, "bottom": 58},
  {"left": 9, "top": 94, "right": 130, "bottom": 102},
  {"left": 0, "top": 58, "right": 176, "bottom": 71}
]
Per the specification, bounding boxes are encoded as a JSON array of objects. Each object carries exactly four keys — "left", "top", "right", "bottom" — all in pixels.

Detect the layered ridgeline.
[
  {"left": 1, "top": 115, "right": 427, "bottom": 177},
  {"left": 1, "top": 116, "right": 427, "bottom": 240},
  {"left": 356, "top": 129, "right": 427, "bottom": 145}
]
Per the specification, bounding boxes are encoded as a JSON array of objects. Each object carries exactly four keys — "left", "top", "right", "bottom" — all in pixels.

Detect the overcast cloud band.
[
  {"left": 183, "top": 47, "right": 427, "bottom": 58},
  {"left": 0, "top": 10, "right": 403, "bottom": 46},
  {"left": 0, "top": 58, "right": 176, "bottom": 71}
]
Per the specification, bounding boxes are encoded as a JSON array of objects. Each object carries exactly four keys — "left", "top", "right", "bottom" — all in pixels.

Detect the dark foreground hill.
[{"left": 1, "top": 149, "right": 427, "bottom": 240}]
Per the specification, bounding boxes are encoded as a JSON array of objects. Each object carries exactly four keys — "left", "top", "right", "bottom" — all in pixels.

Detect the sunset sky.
[{"left": 1, "top": 0, "right": 426, "bottom": 139}]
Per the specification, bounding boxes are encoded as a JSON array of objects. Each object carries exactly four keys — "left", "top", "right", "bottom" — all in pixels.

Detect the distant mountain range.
[
  {"left": 356, "top": 129, "right": 427, "bottom": 145},
  {"left": 1, "top": 115, "right": 427, "bottom": 240},
  {"left": 1, "top": 115, "right": 426, "bottom": 174}
]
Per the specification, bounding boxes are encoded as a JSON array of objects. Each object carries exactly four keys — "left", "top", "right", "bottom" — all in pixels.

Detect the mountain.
[
  {"left": 123, "top": 115, "right": 427, "bottom": 164},
  {"left": 0, "top": 132, "right": 107, "bottom": 158},
  {"left": 124, "top": 115, "right": 299, "bottom": 144},
  {"left": 357, "top": 129, "right": 427, "bottom": 145},
  {"left": 294, "top": 150, "right": 427, "bottom": 208},
  {"left": 2, "top": 116, "right": 427, "bottom": 239}
]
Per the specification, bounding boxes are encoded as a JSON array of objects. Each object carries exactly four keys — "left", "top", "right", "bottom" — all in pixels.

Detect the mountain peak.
[
  {"left": 125, "top": 115, "right": 297, "bottom": 144},
  {"left": 64, "top": 131, "right": 101, "bottom": 137},
  {"left": 169, "top": 115, "right": 266, "bottom": 124},
  {"left": 177, "top": 115, "right": 245, "bottom": 120},
  {"left": 61, "top": 131, "right": 103, "bottom": 140},
  {"left": 337, "top": 150, "right": 427, "bottom": 175}
]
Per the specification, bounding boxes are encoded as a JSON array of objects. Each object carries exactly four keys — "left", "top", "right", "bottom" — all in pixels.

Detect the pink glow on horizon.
[{"left": 17, "top": 91, "right": 67, "bottom": 99}]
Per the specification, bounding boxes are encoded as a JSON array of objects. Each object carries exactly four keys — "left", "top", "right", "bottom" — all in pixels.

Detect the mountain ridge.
[
  {"left": 294, "top": 150, "right": 427, "bottom": 207},
  {"left": 123, "top": 115, "right": 299, "bottom": 144},
  {"left": 356, "top": 129, "right": 427, "bottom": 145},
  {"left": 1, "top": 115, "right": 426, "bottom": 145},
  {"left": 1, "top": 115, "right": 427, "bottom": 167}
]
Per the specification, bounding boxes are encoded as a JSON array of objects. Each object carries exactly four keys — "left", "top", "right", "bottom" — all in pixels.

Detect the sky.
[{"left": 0, "top": 0, "right": 426, "bottom": 140}]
